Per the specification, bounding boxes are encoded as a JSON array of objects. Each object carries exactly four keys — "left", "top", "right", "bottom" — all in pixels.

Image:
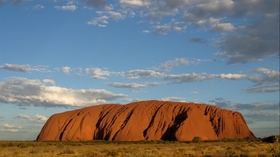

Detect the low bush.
[
  {"left": 262, "top": 135, "right": 279, "bottom": 143},
  {"left": 192, "top": 136, "right": 201, "bottom": 143}
]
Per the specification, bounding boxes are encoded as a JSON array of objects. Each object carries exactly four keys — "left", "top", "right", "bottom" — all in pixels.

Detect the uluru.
[{"left": 36, "top": 100, "right": 255, "bottom": 141}]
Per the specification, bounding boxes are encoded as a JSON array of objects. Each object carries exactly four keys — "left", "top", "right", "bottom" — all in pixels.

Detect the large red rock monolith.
[{"left": 36, "top": 100, "right": 255, "bottom": 141}]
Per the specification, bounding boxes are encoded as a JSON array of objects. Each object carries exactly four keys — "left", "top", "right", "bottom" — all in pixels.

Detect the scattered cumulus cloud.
[
  {"left": 108, "top": 81, "right": 169, "bottom": 89},
  {"left": 156, "top": 58, "right": 189, "bottom": 72},
  {"left": 211, "top": 23, "right": 235, "bottom": 32},
  {"left": 245, "top": 112, "right": 279, "bottom": 122},
  {"left": 0, "top": 63, "right": 30, "bottom": 72},
  {"left": 164, "top": 73, "right": 207, "bottom": 83},
  {"left": 0, "top": 124, "right": 22, "bottom": 132},
  {"left": 108, "top": 82, "right": 147, "bottom": 89},
  {"left": 0, "top": 64, "right": 48, "bottom": 73},
  {"left": 87, "top": 10, "right": 126, "bottom": 27},
  {"left": 0, "top": 77, "right": 126, "bottom": 107},
  {"left": 142, "top": 30, "right": 150, "bottom": 33},
  {"left": 85, "top": 68, "right": 112, "bottom": 80},
  {"left": 153, "top": 25, "right": 170, "bottom": 35},
  {"left": 54, "top": 1, "right": 77, "bottom": 11},
  {"left": 245, "top": 68, "right": 280, "bottom": 93},
  {"left": 121, "top": 98, "right": 143, "bottom": 103},
  {"left": 216, "top": 13, "right": 279, "bottom": 64},
  {"left": 209, "top": 99, "right": 279, "bottom": 113},
  {"left": 209, "top": 98, "right": 279, "bottom": 124},
  {"left": 15, "top": 114, "right": 48, "bottom": 123},
  {"left": 56, "top": 66, "right": 72, "bottom": 75},
  {"left": 173, "top": 25, "right": 186, "bottom": 32},
  {"left": 161, "top": 97, "right": 186, "bottom": 102},
  {"left": 126, "top": 69, "right": 163, "bottom": 79},
  {"left": 120, "top": 0, "right": 149, "bottom": 7},
  {"left": 3, "top": 0, "right": 278, "bottom": 64},
  {"left": 146, "top": 6, "right": 179, "bottom": 21},
  {"left": 2, "top": 62, "right": 277, "bottom": 94}
]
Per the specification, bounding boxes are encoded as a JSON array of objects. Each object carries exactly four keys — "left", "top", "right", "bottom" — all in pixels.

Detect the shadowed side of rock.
[{"left": 36, "top": 100, "right": 255, "bottom": 141}]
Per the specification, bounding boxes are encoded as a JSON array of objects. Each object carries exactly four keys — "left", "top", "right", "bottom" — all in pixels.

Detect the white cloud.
[
  {"left": 54, "top": 1, "right": 77, "bottom": 11},
  {"left": 108, "top": 82, "right": 147, "bottom": 88},
  {"left": 245, "top": 111, "right": 279, "bottom": 122},
  {"left": 209, "top": 99, "right": 279, "bottom": 113},
  {"left": 87, "top": 10, "right": 126, "bottom": 27},
  {"left": 43, "top": 79, "right": 55, "bottom": 85},
  {"left": 126, "top": 69, "right": 163, "bottom": 79},
  {"left": 85, "top": 68, "right": 112, "bottom": 79},
  {"left": 147, "top": 81, "right": 169, "bottom": 86},
  {"left": 0, "top": 77, "right": 126, "bottom": 107},
  {"left": 0, "top": 64, "right": 49, "bottom": 73},
  {"left": 61, "top": 66, "right": 71, "bottom": 74},
  {"left": 87, "top": 15, "right": 109, "bottom": 26},
  {"left": 161, "top": 97, "right": 186, "bottom": 102},
  {"left": 245, "top": 68, "right": 280, "bottom": 93},
  {"left": 36, "top": 114, "right": 48, "bottom": 122},
  {"left": 146, "top": 5, "right": 179, "bottom": 21},
  {"left": 108, "top": 11, "right": 124, "bottom": 20},
  {"left": 216, "top": 13, "right": 278, "bottom": 64},
  {"left": 153, "top": 25, "right": 170, "bottom": 35},
  {"left": 15, "top": 114, "right": 48, "bottom": 123},
  {"left": 156, "top": 58, "right": 189, "bottom": 71},
  {"left": 121, "top": 98, "right": 143, "bottom": 103},
  {"left": 218, "top": 73, "right": 247, "bottom": 80},
  {"left": 173, "top": 25, "right": 186, "bottom": 32},
  {"left": 30, "top": 65, "right": 49, "bottom": 73},
  {"left": 245, "top": 84, "right": 279, "bottom": 93},
  {"left": 211, "top": 23, "right": 235, "bottom": 32},
  {"left": 255, "top": 68, "right": 279, "bottom": 82},
  {"left": 54, "top": 5, "right": 77, "bottom": 11},
  {"left": 0, "top": 63, "right": 30, "bottom": 72},
  {"left": 0, "top": 124, "right": 22, "bottom": 132},
  {"left": 120, "top": 0, "right": 149, "bottom": 7},
  {"left": 142, "top": 30, "right": 150, "bottom": 33},
  {"left": 165, "top": 73, "right": 207, "bottom": 83}
]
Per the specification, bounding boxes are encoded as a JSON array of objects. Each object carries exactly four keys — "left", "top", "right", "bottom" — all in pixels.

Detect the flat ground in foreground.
[{"left": 0, "top": 139, "right": 279, "bottom": 157}]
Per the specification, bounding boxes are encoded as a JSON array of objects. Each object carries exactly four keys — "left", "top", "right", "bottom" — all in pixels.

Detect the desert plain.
[{"left": 0, "top": 138, "right": 279, "bottom": 157}]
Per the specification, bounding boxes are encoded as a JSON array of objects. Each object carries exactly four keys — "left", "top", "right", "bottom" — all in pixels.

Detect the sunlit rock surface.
[{"left": 37, "top": 100, "right": 255, "bottom": 141}]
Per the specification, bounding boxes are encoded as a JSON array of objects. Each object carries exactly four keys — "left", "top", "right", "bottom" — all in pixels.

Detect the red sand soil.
[{"left": 36, "top": 100, "right": 255, "bottom": 141}]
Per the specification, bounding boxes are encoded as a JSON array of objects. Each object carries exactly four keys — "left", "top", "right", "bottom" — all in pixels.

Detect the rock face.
[{"left": 36, "top": 100, "right": 255, "bottom": 141}]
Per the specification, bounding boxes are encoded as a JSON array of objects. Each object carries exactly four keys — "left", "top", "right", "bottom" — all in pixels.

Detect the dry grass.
[{"left": 0, "top": 139, "right": 279, "bottom": 157}]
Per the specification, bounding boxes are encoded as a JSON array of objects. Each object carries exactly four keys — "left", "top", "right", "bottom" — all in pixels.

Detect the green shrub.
[
  {"left": 263, "top": 135, "right": 279, "bottom": 143},
  {"left": 192, "top": 136, "right": 201, "bottom": 143}
]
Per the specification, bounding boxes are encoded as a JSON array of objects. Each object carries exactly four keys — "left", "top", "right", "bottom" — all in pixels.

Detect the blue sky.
[{"left": 0, "top": 0, "right": 279, "bottom": 140}]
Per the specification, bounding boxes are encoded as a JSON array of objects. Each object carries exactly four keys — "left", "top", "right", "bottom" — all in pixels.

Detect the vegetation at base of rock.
[
  {"left": 192, "top": 136, "right": 201, "bottom": 143},
  {"left": 0, "top": 137, "right": 279, "bottom": 157},
  {"left": 262, "top": 135, "right": 279, "bottom": 143}
]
